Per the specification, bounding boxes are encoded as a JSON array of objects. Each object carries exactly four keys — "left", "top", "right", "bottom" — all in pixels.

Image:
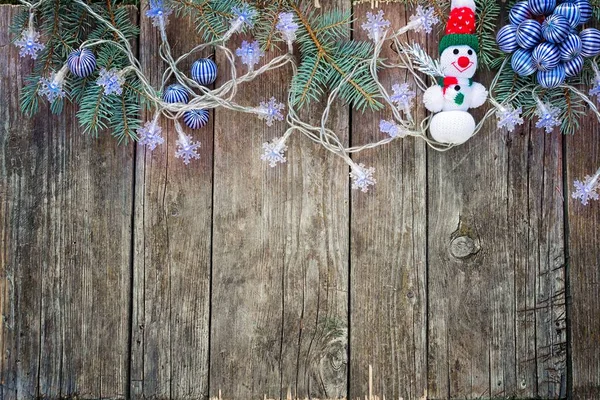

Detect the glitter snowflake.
[
  {"left": 230, "top": 2, "right": 257, "bottom": 33},
  {"left": 14, "top": 28, "right": 45, "bottom": 59},
  {"left": 175, "top": 133, "right": 201, "bottom": 165},
  {"left": 590, "top": 75, "right": 600, "bottom": 97},
  {"left": 138, "top": 120, "right": 164, "bottom": 150},
  {"left": 38, "top": 72, "right": 67, "bottom": 103},
  {"left": 361, "top": 10, "right": 390, "bottom": 43},
  {"left": 350, "top": 164, "right": 376, "bottom": 193},
  {"left": 535, "top": 103, "right": 561, "bottom": 133},
  {"left": 390, "top": 83, "right": 416, "bottom": 111},
  {"left": 496, "top": 105, "right": 524, "bottom": 132},
  {"left": 572, "top": 174, "right": 600, "bottom": 206},
  {"left": 380, "top": 119, "right": 407, "bottom": 138},
  {"left": 236, "top": 40, "right": 264, "bottom": 69},
  {"left": 261, "top": 137, "right": 288, "bottom": 167},
  {"left": 277, "top": 12, "right": 298, "bottom": 43},
  {"left": 257, "top": 97, "right": 285, "bottom": 126},
  {"left": 96, "top": 68, "right": 124, "bottom": 96},
  {"left": 146, "top": 0, "right": 172, "bottom": 27},
  {"left": 409, "top": 6, "right": 439, "bottom": 34}
]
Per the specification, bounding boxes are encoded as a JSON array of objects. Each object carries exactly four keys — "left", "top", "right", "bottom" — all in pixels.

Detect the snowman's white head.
[{"left": 440, "top": 45, "right": 478, "bottom": 78}]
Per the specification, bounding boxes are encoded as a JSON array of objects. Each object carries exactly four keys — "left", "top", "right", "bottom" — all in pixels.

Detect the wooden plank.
[
  {"left": 349, "top": 4, "right": 428, "bottom": 400},
  {"left": 567, "top": 115, "right": 600, "bottom": 399},
  {"left": 209, "top": 2, "right": 350, "bottom": 397},
  {"left": 131, "top": 2, "right": 212, "bottom": 398},
  {"left": 426, "top": 80, "right": 566, "bottom": 398},
  {"left": 0, "top": 5, "right": 135, "bottom": 399}
]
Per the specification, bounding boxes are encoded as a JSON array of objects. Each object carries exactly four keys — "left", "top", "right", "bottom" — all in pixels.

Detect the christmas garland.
[{"left": 10, "top": 0, "right": 600, "bottom": 203}]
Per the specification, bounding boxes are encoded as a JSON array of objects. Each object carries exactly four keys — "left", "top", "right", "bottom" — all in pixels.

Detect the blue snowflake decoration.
[
  {"left": 572, "top": 174, "right": 600, "bottom": 205},
  {"left": 261, "top": 137, "right": 288, "bottom": 167},
  {"left": 138, "top": 120, "right": 164, "bottom": 150},
  {"left": 96, "top": 68, "right": 124, "bottom": 96},
  {"left": 15, "top": 28, "right": 45, "bottom": 59},
  {"left": 277, "top": 12, "right": 299, "bottom": 43},
  {"left": 236, "top": 40, "right": 264, "bottom": 70},
  {"left": 175, "top": 133, "right": 201, "bottom": 165},
  {"left": 257, "top": 97, "right": 285, "bottom": 126},
  {"left": 38, "top": 71, "right": 67, "bottom": 103},
  {"left": 535, "top": 102, "right": 561, "bottom": 133},
  {"left": 380, "top": 119, "right": 406, "bottom": 138},
  {"left": 361, "top": 10, "right": 390, "bottom": 43},
  {"left": 146, "top": 0, "right": 172, "bottom": 27},
  {"left": 590, "top": 74, "right": 600, "bottom": 97},
  {"left": 230, "top": 3, "right": 257, "bottom": 33},
  {"left": 496, "top": 105, "right": 524, "bottom": 132},
  {"left": 350, "top": 163, "right": 376, "bottom": 193},
  {"left": 409, "top": 6, "right": 439, "bottom": 34},
  {"left": 390, "top": 83, "right": 416, "bottom": 111}
]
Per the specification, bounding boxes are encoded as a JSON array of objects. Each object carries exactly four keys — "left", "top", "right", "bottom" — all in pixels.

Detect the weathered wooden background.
[{"left": 1, "top": 2, "right": 599, "bottom": 399}]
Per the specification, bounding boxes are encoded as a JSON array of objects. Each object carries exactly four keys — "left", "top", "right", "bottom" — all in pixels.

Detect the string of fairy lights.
[{"left": 12, "top": 0, "right": 600, "bottom": 204}]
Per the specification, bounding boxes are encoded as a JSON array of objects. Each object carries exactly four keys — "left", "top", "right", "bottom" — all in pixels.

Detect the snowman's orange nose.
[{"left": 457, "top": 56, "right": 470, "bottom": 68}]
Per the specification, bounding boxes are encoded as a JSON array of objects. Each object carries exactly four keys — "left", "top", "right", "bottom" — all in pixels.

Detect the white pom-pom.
[
  {"left": 451, "top": 0, "right": 476, "bottom": 11},
  {"left": 469, "top": 83, "right": 488, "bottom": 109},
  {"left": 423, "top": 85, "right": 445, "bottom": 113},
  {"left": 429, "top": 111, "right": 475, "bottom": 145}
]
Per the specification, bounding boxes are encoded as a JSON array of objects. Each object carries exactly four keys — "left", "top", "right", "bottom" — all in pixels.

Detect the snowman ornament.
[{"left": 423, "top": 0, "right": 488, "bottom": 145}]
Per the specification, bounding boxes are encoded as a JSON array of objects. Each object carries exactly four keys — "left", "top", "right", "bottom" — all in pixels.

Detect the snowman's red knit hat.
[{"left": 439, "top": 0, "right": 479, "bottom": 54}]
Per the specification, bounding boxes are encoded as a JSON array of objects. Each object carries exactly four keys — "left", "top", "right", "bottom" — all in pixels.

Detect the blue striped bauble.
[
  {"left": 517, "top": 20, "right": 543, "bottom": 49},
  {"left": 191, "top": 58, "right": 218, "bottom": 86},
  {"left": 509, "top": 1, "right": 532, "bottom": 25},
  {"left": 532, "top": 43, "right": 561, "bottom": 71},
  {"left": 511, "top": 49, "right": 537, "bottom": 76},
  {"left": 537, "top": 64, "right": 566, "bottom": 88},
  {"left": 580, "top": 28, "right": 600, "bottom": 58},
  {"left": 558, "top": 33, "right": 582, "bottom": 61},
  {"left": 575, "top": 0, "right": 593, "bottom": 23},
  {"left": 67, "top": 49, "right": 96, "bottom": 78},
  {"left": 528, "top": 0, "right": 556, "bottom": 15},
  {"left": 554, "top": 3, "right": 581, "bottom": 28},
  {"left": 497, "top": 25, "right": 519, "bottom": 53},
  {"left": 183, "top": 109, "right": 210, "bottom": 129},
  {"left": 564, "top": 55, "right": 584, "bottom": 77},
  {"left": 163, "top": 84, "right": 189, "bottom": 104},
  {"left": 542, "top": 14, "right": 570, "bottom": 43}
]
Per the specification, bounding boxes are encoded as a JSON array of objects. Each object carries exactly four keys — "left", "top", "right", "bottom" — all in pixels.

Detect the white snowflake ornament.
[
  {"left": 236, "top": 40, "right": 264, "bottom": 70},
  {"left": 409, "top": 6, "right": 439, "bottom": 34},
  {"left": 380, "top": 119, "right": 407, "bottom": 138},
  {"left": 15, "top": 27, "right": 45, "bottom": 60},
  {"left": 138, "top": 119, "right": 164, "bottom": 150},
  {"left": 38, "top": 65, "right": 69, "bottom": 103},
  {"left": 257, "top": 97, "right": 285, "bottom": 126},
  {"left": 390, "top": 83, "right": 416, "bottom": 111},
  {"left": 97, "top": 68, "right": 125, "bottom": 96},
  {"left": 496, "top": 105, "right": 524, "bottom": 132},
  {"left": 362, "top": 10, "right": 390, "bottom": 43},
  {"left": 350, "top": 163, "right": 376, "bottom": 193},
  {"left": 572, "top": 170, "right": 600, "bottom": 206},
  {"left": 534, "top": 102, "right": 561, "bottom": 133},
  {"left": 261, "top": 137, "right": 288, "bottom": 167}
]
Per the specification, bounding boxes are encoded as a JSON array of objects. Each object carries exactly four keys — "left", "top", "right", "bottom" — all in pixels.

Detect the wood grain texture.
[
  {"left": 427, "top": 79, "right": 566, "bottom": 398},
  {"left": 0, "top": 5, "right": 134, "bottom": 399},
  {"left": 209, "top": 2, "right": 350, "bottom": 397},
  {"left": 349, "top": 4, "right": 428, "bottom": 400},
  {"left": 568, "top": 115, "right": 600, "bottom": 400},
  {"left": 131, "top": 2, "right": 212, "bottom": 398}
]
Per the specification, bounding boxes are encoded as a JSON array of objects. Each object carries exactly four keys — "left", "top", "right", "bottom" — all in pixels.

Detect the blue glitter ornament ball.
[
  {"left": 183, "top": 109, "right": 210, "bottom": 129},
  {"left": 512, "top": 49, "right": 537, "bottom": 76},
  {"left": 191, "top": 58, "right": 218, "bottom": 86},
  {"left": 537, "top": 64, "right": 566, "bottom": 88},
  {"left": 532, "top": 43, "right": 561, "bottom": 71},
  {"left": 163, "top": 84, "right": 189, "bottom": 104},
  {"left": 67, "top": 49, "right": 96, "bottom": 78}
]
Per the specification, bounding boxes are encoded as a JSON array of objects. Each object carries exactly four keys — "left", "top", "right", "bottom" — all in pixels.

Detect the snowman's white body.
[{"left": 423, "top": 44, "right": 488, "bottom": 145}]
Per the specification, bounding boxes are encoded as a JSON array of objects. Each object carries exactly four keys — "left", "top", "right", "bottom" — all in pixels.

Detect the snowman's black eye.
[
  {"left": 468, "top": 49, "right": 473, "bottom": 55},
  {"left": 455, "top": 85, "right": 461, "bottom": 91},
  {"left": 453, "top": 49, "right": 459, "bottom": 55}
]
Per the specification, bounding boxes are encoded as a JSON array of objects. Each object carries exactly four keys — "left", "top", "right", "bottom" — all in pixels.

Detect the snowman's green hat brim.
[{"left": 439, "top": 34, "right": 479, "bottom": 54}]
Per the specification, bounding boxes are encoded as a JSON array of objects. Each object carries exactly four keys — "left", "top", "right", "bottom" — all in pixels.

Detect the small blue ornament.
[
  {"left": 537, "top": 64, "right": 566, "bottom": 88},
  {"left": 564, "top": 55, "right": 584, "bottom": 77},
  {"left": 528, "top": 0, "right": 556, "bottom": 15},
  {"left": 497, "top": 25, "right": 519, "bottom": 53},
  {"left": 580, "top": 28, "right": 600, "bottom": 58},
  {"left": 517, "top": 20, "right": 543, "bottom": 49},
  {"left": 67, "top": 48, "right": 96, "bottom": 78},
  {"left": 533, "top": 43, "right": 561, "bottom": 71},
  {"left": 575, "top": 0, "right": 593, "bottom": 23},
  {"left": 542, "top": 14, "right": 571, "bottom": 43},
  {"left": 510, "top": 1, "right": 532, "bottom": 25},
  {"left": 554, "top": 3, "right": 581, "bottom": 28},
  {"left": 183, "top": 109, "right": 210, "bottom": 129},
  {"left": 163, "top": 84, "right": 189, "bottom": 104},
  {"left": 511, "top": 49, "right": 537, "bottom": 76},
  {"left": 191, "top": 58, "right": 218, "bottom": 86},
  {"left": 558, "top": 33, "right": 582, "bottom": 61}
]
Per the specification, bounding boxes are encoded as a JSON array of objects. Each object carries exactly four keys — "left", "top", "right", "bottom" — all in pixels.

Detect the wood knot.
[{"left": 450, "top": 236, "right": 478, "bottom": 259}]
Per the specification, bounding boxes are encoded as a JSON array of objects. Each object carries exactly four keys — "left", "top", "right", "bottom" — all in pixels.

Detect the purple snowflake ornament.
[
  {"left": 230, "top": 3, "right": 257, "bottom": 33},
  {"left": 97, "top": 68, "right": 125, "bottom": 96},
  {"left": 257, "top": 97, "right": 285, "bottom": 126},
  {"left": 138, "top": 120, "right": 164, "bottom": 150},
  {"left": 361, "top": 10, "right": 390, "bottom": 43},
  {"left": 261, "top": 137, "right": 288, "bottom": 167},
  {"left": 277, "top": 12, "right": 298, "bottom": 43},
  {"left": 496, "top": 105, "right": 524, "bottom": 132},
  {"left": 38, "top": 66, "right": 68, "bottom": 103},
  {"left": 535, "top": 102, "right": 561, "bottom": 133},
  {"left": 380, "top": 119, "right": 406, "bottom": 138},
  {"left": 146, "top": 0, "right": 172, "bottom": 28},
  {"left": 572, "top": 171, "right": 600, "bottom": 206},
  {"left": 15, "top": 28, "right": 45, "bottom": 59},
  {"left": 409, "top": 6, "right": 439, "bottom": 34},
  {"left": 390, "top": 83, "right": 416, "bottom": 111},
  {"left": 236, "top": 40, "right": 264, "bottom": 70}
]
